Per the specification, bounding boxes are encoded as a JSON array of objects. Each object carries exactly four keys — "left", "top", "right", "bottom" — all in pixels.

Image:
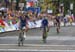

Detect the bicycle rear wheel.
[
  {"left": 43, "top": 27, "right": 48, "bottom": 43},
  {"left": 56, "top": 27, "right": 60, "bottom": 34},
  {"left": 18, "top": 31, "right": 24, "bottom": 46}
]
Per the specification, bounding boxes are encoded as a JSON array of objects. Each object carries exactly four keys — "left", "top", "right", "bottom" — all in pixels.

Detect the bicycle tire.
[
  {"left": 43, "top": 32, "right": 47, "bottom": 43},
  {"left": 43, "top": 27, "right": 48, "bottom": 43},
  {"left": 56, "top": 27, "right": 60, "bottom": 34},
  {"left": 18, "top": 31, "right": 24, "bottom": 46}
]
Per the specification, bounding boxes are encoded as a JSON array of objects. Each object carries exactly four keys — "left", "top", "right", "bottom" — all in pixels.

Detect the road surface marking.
[
  {"left": 0, "top": 49, "right": 75, "bottom": 51},
  {"left": 0, "top": 44, "right": 75, "bottom": 47},
  {"left": 1, "top": 36, "right": 75, "bottom": 40}
]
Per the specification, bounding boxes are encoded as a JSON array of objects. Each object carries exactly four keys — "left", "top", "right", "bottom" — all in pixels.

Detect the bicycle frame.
[
  {"left": 42, "top": 26, "right": 48, "bottom": 43},
  {"left": 18, "top": 29, "right": 25, "bottom": 46}
]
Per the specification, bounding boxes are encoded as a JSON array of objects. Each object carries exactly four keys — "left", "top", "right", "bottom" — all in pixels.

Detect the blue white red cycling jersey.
[
  {"left": 42, "top": 18, "right": 48, "bottom": 27},
  {"left": 19, "top": 16, "right": 27, "bottom": 29}
]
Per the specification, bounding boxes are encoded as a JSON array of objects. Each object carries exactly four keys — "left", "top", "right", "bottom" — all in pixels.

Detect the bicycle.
[
  {"left": 42, "top": 26, "right": 48, "bottom": 43},
  {"left": 56, "top": 23, "right": 60, "bottom": 34},
  {"left": 18, "top": 29, "right": 26, "bottom": 46}
]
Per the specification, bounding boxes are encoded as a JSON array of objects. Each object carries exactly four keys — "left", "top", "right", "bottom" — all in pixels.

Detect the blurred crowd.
[{"left": 0, "top": 8, "right": 75, "bottom": 32}]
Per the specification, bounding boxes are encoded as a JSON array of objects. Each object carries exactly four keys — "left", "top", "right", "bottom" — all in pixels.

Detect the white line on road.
[
  {"left": 0, "top": 44, "right": 75, "bottom": 47},
  {"left": 1, "top": 36, "right": 75, "bottom": 40},
  {"left": 0, "top": 49, "right": 75, "bottom": 52}
]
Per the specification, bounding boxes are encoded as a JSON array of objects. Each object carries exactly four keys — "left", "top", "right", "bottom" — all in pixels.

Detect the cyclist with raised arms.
[{"left": 18, "top": 13, "right": 28, "bottom": 46}]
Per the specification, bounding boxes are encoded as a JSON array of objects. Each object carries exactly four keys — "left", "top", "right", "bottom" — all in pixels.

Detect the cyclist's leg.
[
  {"left": 45, "top": 26, "right": 48, "bottom": 43},
  {"left": 23, "top": 25, "right": 28, "bottom": 39},
  {"left": 18, "top": 37, "right": 20, "bottom": 46},
  {"left": 58, "top": 22, "right": 60, "bottom": 30},
  {"left": 43, "top": 27, "right": 45, "bottom": 39},
  {"left": 46, "top": 26, "right": 48, "bottom": 36},
  {"left": 19, "top": 24, "right": 28, "bottom": 46},
  {"left": 21, "top": 26, "right": 26, "bottom": 46},
  {"left": 25, "top": 24, "right": 29, "bottom": 32},
  {"left": 43, "top": 26, "right": 47, "bottom": 43},
  {"left": 21, "top": 37, "right": 24, "bottom": 46},
  {"left": 64, "top": 22, "right": 66, "bottom": 26},
  {"left": 18, "top": 25, "right": 24, "bottom": 46},
  {"left": 23, "top": 25, "right": 29, "bottom": 38},
  {"left": 57, "top": 22, "right": 60, "bottom": 33},
  {"left": 18, "top": 32, "right": 22, "bottom": 46},
  {"left": 57, "top": 27, "right": 59, "bottom": 33},
  {"left": 18, "top": 27, "right": 22, "bottom": 46},
  {"left": 47, "top": 25, "right": 50, "bottom": 32}
]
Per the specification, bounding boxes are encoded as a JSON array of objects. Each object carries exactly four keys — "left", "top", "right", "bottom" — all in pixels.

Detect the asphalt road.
[
  {"left": 0, "top": 27, "right": 75, "bottom": 52},
  {"left": 0, "top": 26, "right": 75, "bottom": 36}
]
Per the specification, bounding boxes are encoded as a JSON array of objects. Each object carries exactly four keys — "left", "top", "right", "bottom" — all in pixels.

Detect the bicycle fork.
[
  {"left": 42, "top": 27, "right": 47, "bottom": 43},
  {"left": 18, "top": 32, "right": 24, "bottom": 46}
]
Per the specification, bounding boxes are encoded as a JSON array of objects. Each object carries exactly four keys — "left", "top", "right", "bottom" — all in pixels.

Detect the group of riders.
[{"left": 18, "top": 12, "right": 61, "bottom": 46}]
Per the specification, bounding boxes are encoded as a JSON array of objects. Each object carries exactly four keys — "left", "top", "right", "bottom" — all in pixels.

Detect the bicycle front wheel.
[
  {"left": 18, "top": 31, "right": 24, "bottom": 46},
  {"left": 43, "top": 27, "right": 48, "bottom": 43}
]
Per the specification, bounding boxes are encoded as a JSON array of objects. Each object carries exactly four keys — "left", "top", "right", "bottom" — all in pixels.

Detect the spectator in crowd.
[{"left": 0, "top": 15, "right": 5, "bottom": 32}]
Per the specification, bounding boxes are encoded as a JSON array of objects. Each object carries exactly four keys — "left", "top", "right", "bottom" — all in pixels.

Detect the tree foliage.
[{"left": 60, "top": 0, "right": 75, "bottom": 15}]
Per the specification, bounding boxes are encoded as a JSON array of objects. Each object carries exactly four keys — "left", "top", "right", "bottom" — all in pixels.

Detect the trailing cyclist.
[
  {"left": 41, "top": 16, "right": 49, "bottom": 43},
  {"left": 55, "top": 14, "right": 61, "bottom": 34}
]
